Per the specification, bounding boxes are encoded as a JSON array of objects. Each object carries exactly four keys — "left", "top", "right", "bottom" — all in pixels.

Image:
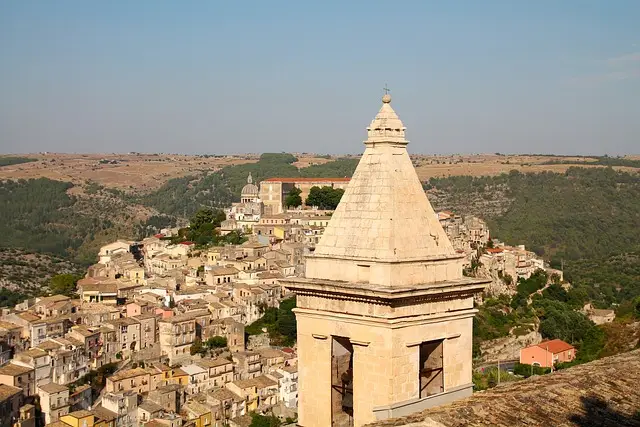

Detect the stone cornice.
[
  {"left": 293, "top": 307, "right": 479, "bottom": 327},
  {"left": 281, "top": 276, "right": 488, "bottom": 306}
]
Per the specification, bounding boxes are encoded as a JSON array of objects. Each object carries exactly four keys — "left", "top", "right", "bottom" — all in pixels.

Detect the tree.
[
  {"left": 305, "top": 186, "right": 344, "bottom": 209},
  {"left": 190, "top": 338, "right": 206, "bottom": 356},
  {"left": 50, "top": 274, "right": 80, "bottom": 296},
  {"left": 249, "top": 413, "right": 281, "bottom": 427},
  {"left": 190, "top": 209, "right": 214, "bottom": 230},
  {"left": 284, "top": 187, "right": 302, "bottom": 208},
  {"left": 206, "top": 336, "right": 228, "bottom": 349}
]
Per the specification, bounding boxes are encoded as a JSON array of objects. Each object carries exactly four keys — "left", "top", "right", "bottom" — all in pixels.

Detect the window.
[
  {"left": 357, "top": 264, "right": 370, "bottom": 283},
  {"left": 419, "top": 340, "right": 444, "bottom": 398}
]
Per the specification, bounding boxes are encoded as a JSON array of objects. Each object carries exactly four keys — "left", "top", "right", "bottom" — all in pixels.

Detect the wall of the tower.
[
  {"left": 293, "top": 295, "right": 476, "bottom": 427},
  {"left": 306, "top": 256, "right": 466, "bottom": 288}
]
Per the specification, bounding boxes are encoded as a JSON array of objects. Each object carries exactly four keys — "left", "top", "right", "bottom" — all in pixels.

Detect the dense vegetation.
[
  {"left": 430, "top": 167, "right": 640, "bottom": 327},
  {"left": 305, "top": 186, "right": 345, "bottom": 210},
  {"left": 166, "top": 208, "right": 247, "bottom": 248},
  {"left": 284, "top": 187, "right": 302, "bottom": 208},
  {"left": 246, "top": 297, "right": 297, "bottom": 346},
  {"left": 0, "top": 178, "right": 113, "bottom": 261},
  {"left": 428, "top": 168, "right": 640, "bottom": 261},
  {"left": 0, "top": 247, "right": 84, "bottom": 296},
  {"left": 0, "top": 156, "right": 36, "bottom": 167},
  {"left": 0, "top": 178, "right": 141, "bottom": 264},
  {"left": 541, "top": 155, "right": 640, "bottom": 168},
  {"left": 474, "top": 265, "right": 640, "bottom": 365}
]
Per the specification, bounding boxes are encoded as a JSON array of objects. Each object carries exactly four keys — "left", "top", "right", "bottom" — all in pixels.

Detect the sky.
[{"left": 1, "top": 1, "right": 639, "bottom": 156}]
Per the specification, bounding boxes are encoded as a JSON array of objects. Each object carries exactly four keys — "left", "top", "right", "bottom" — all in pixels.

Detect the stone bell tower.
[{"left": 282, "top": 92, "right": 489, "bottom": 427}]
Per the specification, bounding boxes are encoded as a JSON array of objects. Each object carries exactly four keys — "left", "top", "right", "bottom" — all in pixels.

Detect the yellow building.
[
  {"left": 59, "top": 410, "right": 94, "bottom": 427},
  {"left": 184, "top": 401, "right": 212, "bottom": 427}
]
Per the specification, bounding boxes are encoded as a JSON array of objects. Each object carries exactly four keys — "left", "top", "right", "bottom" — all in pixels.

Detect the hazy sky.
[{"left": 1, "top": 1, "right": 639, "bottom": 155}]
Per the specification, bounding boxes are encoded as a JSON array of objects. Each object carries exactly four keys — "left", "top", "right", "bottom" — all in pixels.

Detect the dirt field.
[
  {"left": 1, "top": 153, "right": 637, "bottom": 193},
  {"left": 412, "top": 154, "right": 639, "bottom": 180},
  {"left": 0, "top": 153, "right": 257, "bottom": 192}
]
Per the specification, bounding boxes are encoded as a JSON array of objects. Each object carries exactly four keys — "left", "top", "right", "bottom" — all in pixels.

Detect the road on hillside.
[{"left": 474, "top": 359, "right": 519, "bottom": 373}]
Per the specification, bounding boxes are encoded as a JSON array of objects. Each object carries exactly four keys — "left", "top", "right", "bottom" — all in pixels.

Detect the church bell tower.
[{"left": 282, "top": 92, "right": 489, "bottom": 426}]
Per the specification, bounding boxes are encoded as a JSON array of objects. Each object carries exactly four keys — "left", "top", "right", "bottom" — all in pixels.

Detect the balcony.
[{"left": 50, "top": 401, "right": 69, "bottom": 410}]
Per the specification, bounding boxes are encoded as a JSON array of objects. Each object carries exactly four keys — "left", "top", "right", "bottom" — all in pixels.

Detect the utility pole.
[{"left": 497, "top": 357, "right": 500, "bottom": 384}]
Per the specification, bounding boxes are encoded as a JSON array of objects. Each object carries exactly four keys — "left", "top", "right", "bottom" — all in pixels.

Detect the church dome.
[{"left": 241, "top": 173, "right": 259, "bottom": 198}]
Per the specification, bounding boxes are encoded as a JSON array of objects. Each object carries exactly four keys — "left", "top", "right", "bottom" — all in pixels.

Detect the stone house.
[
  {"left": 206, "top": 388, "right": 246, "bottom": 425},
  {"left": 181, "top": 365, "right": 209, "bottom": 395},
  {"left": 0, "top": 321, "right": 25, "bottom": 351},
  {"left": 14, "top": 403, "right": 36, "bottom": 427},
  {"left": 100, "top": 391, "right": 138, "bottom": 427},
  {"left": 105, "top": 317, "right": 141, "bottom": 358},
  {"left": 76, "top": 304, "right": 120, "bottom": 327},
  {"left": 13, "top": 348, "right": 51, "bottom": 386},
  {"left": 232, "top": 352, "right": 261, "bottom": 380},
  {"left": 183, "top": 401, "right": 212, "bottom": 427},
  {"left": 195, "top": 358, "right": 234, "bottom": 389},
  {"left": 90, "top": 406, "right": 117, "bottom": 427},
  {"left": 33, "top": 296, "right": 73, "bottom": 318},
  {"left": 77, "top": 281, "right": 118, "bottom": 305},
  {"left": 105, "top": 368, "right": 150, "bottom": 394},
  {"left": 147, "top": 384, "right": 184, "bottom": 414},
  {"left": 137, "top": 401, "right": 163, "bottom": 425},
  {"left": 35, "top": 339, "right": 88, "bottom": 385},
  {"left": 68, "top": 384, "right": 92, "bottom": 412},
  {"left": 255, "top": 348, "right": 286, "bottom": 374},
  {"left": 37, "top": 382, "right": 70, "bottom": 424},
  {"left": 96, "top": 327, "right": 119, "bottom": 367},
  {"left": 0, "top": 384, "right": 23, "bottom": 427},
  {"left": 158, "top": 315, "right": 196, "bottom": 365},
  {"left": 225, "top": 375, "right": 278, "bottom": 412},
  {"left": 58, "top": 410, "right": 97, "bottom": 427},
  {"left": 0, "top": 363, "right": 34, "bottom": 397},
  {"left": 204, "top": 318, "right": 244, "bottom": 353},
  {"left": 204, "top": 267, "right": 239, "bottom": 286},
  {"left": 98, "top": 241, "right": 131, "bottom": 264},
  {"left": 66, "top": 326, "right": 102, "bottom": 368},
  {"left": 132, "top": 314, "right": 157, "bottom": 350}
]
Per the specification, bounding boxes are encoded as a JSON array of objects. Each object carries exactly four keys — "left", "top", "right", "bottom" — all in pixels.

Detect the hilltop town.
[
  {"left": 2, "top": 93, "right": 637, "bottom": 427},
  {"left": 0, "top": 159, "right": 574, "bottom": 427}
]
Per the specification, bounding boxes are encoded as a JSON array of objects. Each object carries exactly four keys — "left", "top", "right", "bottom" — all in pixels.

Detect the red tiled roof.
[
  {"left": 262, "top": 177, "right": 351, "bottom": 183},
  {"left": 154, "top": 234, "right": 164, "bottom": 238},
  {"left": 180, "top": 241, "right": 195, "bottom": 245},
  {"left": 537, "top": 339, "right": 574, "bottom": 354},
  {"left": 486, "top": 248, "right": 504, "bottom": 254}
]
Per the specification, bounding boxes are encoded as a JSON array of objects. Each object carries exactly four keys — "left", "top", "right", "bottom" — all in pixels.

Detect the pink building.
[{"left": 520, "top": 339, "right": 576, "bottom": 368}]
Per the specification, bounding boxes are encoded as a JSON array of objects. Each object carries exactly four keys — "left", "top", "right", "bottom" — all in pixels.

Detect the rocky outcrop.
[
  {"left": 475, "top": 262, "right": 516, "bottom": 297},
  {"left": 479, "top": 328, "right": 541, "bottom": 362},
  {"left": 247, "top": 332, "right": 271, "bottom": 350}
]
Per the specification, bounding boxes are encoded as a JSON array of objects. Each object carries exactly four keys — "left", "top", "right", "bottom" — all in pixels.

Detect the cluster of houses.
[
  {"left": 0, "top": 172, "right": 578, "bottom": 427},
  {"left": 0, "top": 229, "right": 306, "bottom": 427},
  {"left": 437, "top": 211, "right": 564, "bottom": 295}
]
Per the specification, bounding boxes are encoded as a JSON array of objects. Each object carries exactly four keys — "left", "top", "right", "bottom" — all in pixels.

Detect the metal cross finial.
[{"left": 383, "top": 84, "right": 391, "bottom": 95}]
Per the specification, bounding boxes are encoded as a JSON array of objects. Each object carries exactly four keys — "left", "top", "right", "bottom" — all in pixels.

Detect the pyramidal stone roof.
[{"left": 312, "top": 93, "right": 456, "bottom": 263}]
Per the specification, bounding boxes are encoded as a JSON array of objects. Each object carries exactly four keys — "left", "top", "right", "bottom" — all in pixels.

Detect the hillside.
[
  {"left": 0, "top": 178, "right": 151, "bottom": 264},
  {"left": 0, "top": 248, "right": 84, "bottom": 298},
  {"left": 427, "top": 167, "right": 640, "bottom": 261},
  {"left": 139, "top": 153, "right": 359, "bottom": 217}
]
